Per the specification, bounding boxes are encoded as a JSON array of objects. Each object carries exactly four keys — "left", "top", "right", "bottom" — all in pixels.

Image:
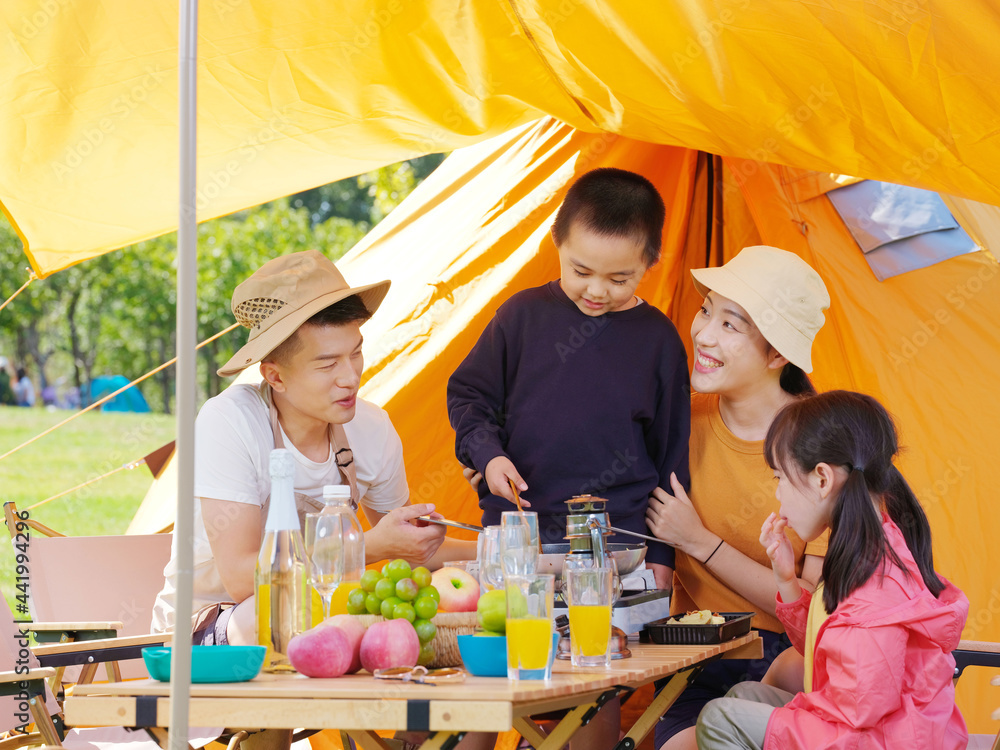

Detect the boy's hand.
[
  {"left": 484, "top": 456, "right": 530, "bottom": 507},
  {"left": 760, "top": 512, "right": 796, "bottom": 585}
]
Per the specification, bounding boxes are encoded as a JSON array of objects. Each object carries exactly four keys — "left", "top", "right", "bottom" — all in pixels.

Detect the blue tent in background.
[{"left": 88, "top": 376, "right": 150, "bottom": 413}]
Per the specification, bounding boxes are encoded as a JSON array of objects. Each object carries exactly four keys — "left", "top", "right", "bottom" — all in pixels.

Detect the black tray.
[{"left": 640, "top": 612, "right": 754, "bottom": 645}]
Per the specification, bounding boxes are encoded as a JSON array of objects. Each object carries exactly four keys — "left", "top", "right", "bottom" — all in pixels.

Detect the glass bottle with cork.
[{"left": 256, "top": 448, "right": 310, "bottom": 672}]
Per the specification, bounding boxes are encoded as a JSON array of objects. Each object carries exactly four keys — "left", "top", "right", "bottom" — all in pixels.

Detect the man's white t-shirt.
[{"left": 151, "top": 383, "right": 408, "bottom": 631}]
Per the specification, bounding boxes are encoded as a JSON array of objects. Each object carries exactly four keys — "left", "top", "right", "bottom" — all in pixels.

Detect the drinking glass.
[
  {"left": 565, "top": 567, "right": 614, "bottom": 668},
  {"left": 304, "top": 513, "right": 344, "bottom": 620},
  {"left": 505, "top": 573, "right": 555, "bottom": 680},
  {"left": 478, "top": 525, "right": 504, "bottom": 591},
  {"left": 499, "top": 511, "right": 539, "bottom": 578}
]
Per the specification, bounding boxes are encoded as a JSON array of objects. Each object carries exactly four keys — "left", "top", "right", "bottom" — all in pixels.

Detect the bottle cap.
[
  {"left": 323, "top": 484, "right": 352, "bottom": 504},
  {"left": 269, "top": 448, "right": 295, "bottom": 480}
]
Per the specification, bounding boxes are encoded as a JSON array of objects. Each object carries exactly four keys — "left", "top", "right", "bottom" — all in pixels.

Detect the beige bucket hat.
[
  {"left": 690, "top": 246, "right": 830, "bottom": 372},
  {"left": 218, "top": 250, "right": 390, "bottom": 377}
]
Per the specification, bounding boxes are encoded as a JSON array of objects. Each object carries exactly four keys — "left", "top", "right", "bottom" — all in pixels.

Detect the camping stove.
[{"left": 553, "top": 496, "right": 671, "bottom": 660}]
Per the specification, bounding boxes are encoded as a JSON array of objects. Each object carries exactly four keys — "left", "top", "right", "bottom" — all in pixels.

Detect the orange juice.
[
  {"left": 569, "top": 604, "right": 612, "bottom": 657},
  {"left": 310, "top": 581, "right": 362, "bottom": 626},
  {"left": 506, "top": 617, "right": 552, "bottom": 669}
]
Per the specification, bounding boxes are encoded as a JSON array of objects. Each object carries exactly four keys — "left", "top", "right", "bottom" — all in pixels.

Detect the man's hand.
[
  {"left": 645, "top": 472, "right": 718, "bottom": 561},
  {"left": 484, "top": 456, "right": 530, "bottom": 507},
  {"left": 366, "top": 503, "right": 447, "bottom": 567}
]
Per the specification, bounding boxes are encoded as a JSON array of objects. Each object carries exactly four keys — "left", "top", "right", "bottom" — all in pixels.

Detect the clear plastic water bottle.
[
  {"left": 321, "top": 484, "right": 366, "bottom": 594},
  {"left": 256, "top": 449, "right": 310, "bottom": 672}
]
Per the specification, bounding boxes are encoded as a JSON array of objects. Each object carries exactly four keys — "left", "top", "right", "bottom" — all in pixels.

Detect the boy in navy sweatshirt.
[{"left": 447, "top": 168, "right": 690, "bottom": 588}]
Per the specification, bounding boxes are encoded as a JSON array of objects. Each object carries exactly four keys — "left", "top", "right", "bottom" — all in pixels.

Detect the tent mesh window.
[
  {"left": 235, "top": 298, "right": 287, "bottom": 329},
  {"left": 827, "top": 181, "right": 980, "bottom": 281}
]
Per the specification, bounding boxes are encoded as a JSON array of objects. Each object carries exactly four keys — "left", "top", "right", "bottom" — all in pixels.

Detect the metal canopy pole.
[{"left": 168, "top": 0, "right": 198, "bottom": 747}]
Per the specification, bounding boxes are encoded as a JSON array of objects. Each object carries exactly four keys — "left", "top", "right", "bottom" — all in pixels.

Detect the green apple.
[{"left": 476, "top": 589, "right": 507, "bottom": 634}]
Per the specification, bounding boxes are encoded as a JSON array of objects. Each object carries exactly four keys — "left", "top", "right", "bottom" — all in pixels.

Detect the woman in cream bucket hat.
[{"left": 647, "top": 246, "right": 831, "bottom": 750}]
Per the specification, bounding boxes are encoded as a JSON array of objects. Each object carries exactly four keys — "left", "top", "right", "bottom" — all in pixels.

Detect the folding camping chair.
[
  {"left": 3, "top": 501, "right": 173, "bottom": 696},
  {"left": 953, "top": 641, "right": 1000, "bottom": 749}
]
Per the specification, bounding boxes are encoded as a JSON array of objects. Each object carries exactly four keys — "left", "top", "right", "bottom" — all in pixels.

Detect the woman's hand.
[
  {"left": 484, "top": 456, "right": 530, "bottom": 507},
  {"left": 645, "top": 472, "right": 718, "bottom": 560},
  {"left": 760, "top": 512, "right": 798, "bottom": 593}
]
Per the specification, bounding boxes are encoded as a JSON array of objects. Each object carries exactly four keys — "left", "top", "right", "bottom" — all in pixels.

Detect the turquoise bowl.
[
  {"left": 457, "top": 633, "right": 559, "bottom": 677},
  {"left": 142, "top": 645, "right": 267, "bottom": 683}
]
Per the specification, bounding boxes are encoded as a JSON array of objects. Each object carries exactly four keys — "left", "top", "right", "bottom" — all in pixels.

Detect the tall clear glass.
[
  {"left": 478, "top": 525, "right": 504, "bottom": 592},
  {"left": 499, "top": 511, "right": 539, "bottom": 578},
  {"left": 305, "top": 512, "right": 344, "bottom": 621},
  {"left": 565, "top": 567, "right": 614, "bottom": 668},
  {"left": 505, "top": 573, "right": 555, "bottom": 680}
]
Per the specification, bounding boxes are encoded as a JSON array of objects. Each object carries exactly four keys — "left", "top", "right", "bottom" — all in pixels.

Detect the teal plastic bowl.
[
  {"left": 142, "top": 645, "right": 267, "bottom": 683},
  {"left": 457, "top": 633, "right": 559, "bottom": 677}
]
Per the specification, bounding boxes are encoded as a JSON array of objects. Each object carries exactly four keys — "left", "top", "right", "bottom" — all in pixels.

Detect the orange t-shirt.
[{"left": 671, "top": 393, "right": 829, "bottom": 633}]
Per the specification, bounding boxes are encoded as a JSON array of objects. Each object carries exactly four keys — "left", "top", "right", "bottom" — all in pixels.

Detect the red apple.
[
  {"left": 359, "top": 618, "right": 420, "bottom": 672},
  {"left": 431, "top": 566, "right": 480, "bottom": 612},
  {"left": 287, "top": 623, "right": 353, "bottom": 678},
  {"left": 323, "top": 614, "right": 367, "bottom": 674}
]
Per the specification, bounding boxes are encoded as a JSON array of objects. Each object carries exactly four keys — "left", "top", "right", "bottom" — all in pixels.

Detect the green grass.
[{"left": 0, "top": 405, "right": 175, "bottom": 615}]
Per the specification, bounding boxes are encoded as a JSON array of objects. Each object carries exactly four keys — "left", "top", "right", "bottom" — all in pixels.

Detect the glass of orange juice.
[
  {"left": 505, "top": 573, "right": 555, "bottom": 680},
  {"left": 566, "top": 567, "right": 613, "bottom": 668}
]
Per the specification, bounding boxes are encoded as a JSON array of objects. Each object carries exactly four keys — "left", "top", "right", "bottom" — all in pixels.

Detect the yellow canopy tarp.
[{"left": 3, "top": 0, "right": 1000, "bottom": 276}]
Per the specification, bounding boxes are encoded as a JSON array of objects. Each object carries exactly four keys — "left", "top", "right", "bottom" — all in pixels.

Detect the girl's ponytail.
[
  {"left": 884, "top": 465, "right": 945, "bottom": 598},
  {"left": 823, "top": 467, "right": 900, "bottom": 612}
]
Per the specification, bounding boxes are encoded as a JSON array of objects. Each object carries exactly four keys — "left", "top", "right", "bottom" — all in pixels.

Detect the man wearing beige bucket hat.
[
  {"left": 152, "top": 250, "right": 448, "bottom": 644},
  {"left": 645, "top": 246, "right": 832, "bottom": 750}
]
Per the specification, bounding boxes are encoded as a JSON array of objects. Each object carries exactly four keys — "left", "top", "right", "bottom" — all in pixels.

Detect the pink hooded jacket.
[{"left": 766, "top": 517, "right": 969, "bottom": 750}]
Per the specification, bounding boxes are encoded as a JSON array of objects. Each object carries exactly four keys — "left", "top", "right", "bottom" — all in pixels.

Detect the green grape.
[
  {"left": 385, "top": 559, "right": 412, "bottom": 583},
  {"left": 381, "top": 595, "right": 403, "bottom": 619},
  {"left": 392, "top": 601, "right": 416, "bottom": 623},
  {"left": 412, "top": 566, "right": 432, "bottom": 589},
  {"left": 417, "top": 643, "right": 435, "bottom": 667},
  {"left": 365, "top": 592, "right": 382, "bottom": 615},
  {"left": 413, "top": 596, "right": 438, "bottom": 620},
  {"left": 413, "top": 618, "right": 436, "bottom": 645},
  {"left": 374, "top": 577, "right": 396, "bottom": 601},
  {"left": 347, "top": 588, "right": 368, "bottom": 613},
  {"left": 360, "top": 569, "right": 382, "bottom": 593},
  {"left": 381, "top": 562, "right": 390, "bottom": 577},
  {"left": 395, "top": 578, "right": 418, "bottom": 602},
  {"left": 417, "top": 586, "right": 440, "bottom": 604}
]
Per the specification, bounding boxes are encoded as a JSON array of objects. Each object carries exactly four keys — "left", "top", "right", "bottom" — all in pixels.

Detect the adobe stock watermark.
[
  {"left": 194, "top": 106, "right": 294, "bottom": 212},
  {"left": 7, "top": 0, "right": 75, "bottom": 45},
  {"left": 340, "top": 0, "right": 405, "bottom": 63},
  {"left": 554, "top": 314, "right": 609, "bottom": 363},
  {"left": 886, "top": 260, "right": 998, "bottom": 370},
  {"left": 51, "top": 65, "right": 167, "bottom": 182},
  {"left": 577, "top": 448, "right": 638, "bottom": 496},
  {"left": 671, "top": 0, "right": 751, "bottom": 73}
]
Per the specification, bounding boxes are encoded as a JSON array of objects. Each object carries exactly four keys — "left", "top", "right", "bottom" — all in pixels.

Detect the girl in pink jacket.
[{"left": 696, "top": 390, "right": 969, "bottom": 750}]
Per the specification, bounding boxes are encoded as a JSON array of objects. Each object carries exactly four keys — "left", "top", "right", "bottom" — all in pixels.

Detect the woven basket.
[{"left": 353, "top": 612, "right": 477, "bottom": 668}]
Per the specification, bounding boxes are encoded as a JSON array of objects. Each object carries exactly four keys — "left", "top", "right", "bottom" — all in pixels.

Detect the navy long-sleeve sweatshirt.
[{"left": 447, "top": 281, "right": 691, "bottom": 567}]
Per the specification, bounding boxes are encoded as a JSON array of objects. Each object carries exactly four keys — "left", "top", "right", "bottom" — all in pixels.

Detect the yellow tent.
[
  {"left": 5, "top": 0, "right": 1000, "bottom": 733},
  {"left": 131, "top": 117, "right": 1000, "bottom": 730}
]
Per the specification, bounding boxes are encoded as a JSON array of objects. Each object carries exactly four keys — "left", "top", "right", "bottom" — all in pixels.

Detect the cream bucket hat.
[{"left": 690, "top": 246, "right": 830, "bottom": 372}]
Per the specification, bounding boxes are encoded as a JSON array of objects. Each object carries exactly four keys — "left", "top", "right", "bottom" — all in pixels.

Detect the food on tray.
[{"left": 671, "top": 609, "right": 726, "bottom": 625}]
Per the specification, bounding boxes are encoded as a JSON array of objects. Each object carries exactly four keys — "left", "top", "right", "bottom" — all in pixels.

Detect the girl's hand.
[
  {"left": 646, "top": 473, "right": 719, "bottom": 560},
  {"left": 760, "top": 512, "right": 796, "bottom": 585}
]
